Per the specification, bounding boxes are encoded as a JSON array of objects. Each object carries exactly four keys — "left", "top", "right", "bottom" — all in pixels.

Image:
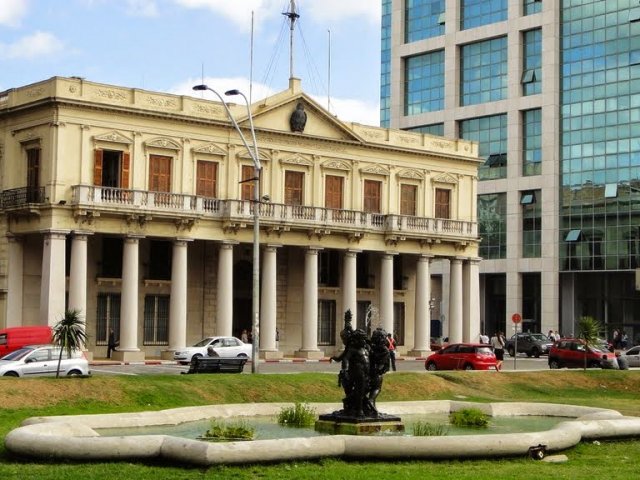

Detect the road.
[{"left": 90, "top": 354, "right": 550, "bottom": 376}]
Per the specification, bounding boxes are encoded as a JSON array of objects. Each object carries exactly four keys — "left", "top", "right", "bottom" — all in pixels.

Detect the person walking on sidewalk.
[
  {"left": 490, "top": 331, "right": 505, "bottom": 371},
  {"left": 386, "top": 333, "right": 397, "bottom": 371}
]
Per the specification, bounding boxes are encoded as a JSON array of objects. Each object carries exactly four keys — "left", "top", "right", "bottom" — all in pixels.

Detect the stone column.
[
  {"left": 114, "top": 236, "right": 145, "bottom": 362},
  {"left": 260, "top": 244, "right": 282, "bottom": 359},
  {"left": 410, "top": 254, "right": 432, "bottom": 356},
  {"left": 296, "top": 247, "right": 323, "bottom": 359},
  {"left": 164, "top": 238, "right": 191, "bottom": 359},
  {"left": 68, "top": 232, "right": 92, "bottom": 357},
  {"left": 6, "top": 235, "right": 23, "bottom": 328},
  {"left": 217, "top": 242, "right": 235, "bottom": 337},
  {"left": 342, "top": 249, "right": 359, "bottom": 320},
  {"left": 448, "top": 257, "right": 463, "bottom": 344},
  {"left": 40, "top": 230, "right": 69, "bottom": 327},
  {"left": 379, "top": 253, "right": 395, "bottom": 334},
  {"left": 463, "top": 258, "right": 481, "bottom": 343}
]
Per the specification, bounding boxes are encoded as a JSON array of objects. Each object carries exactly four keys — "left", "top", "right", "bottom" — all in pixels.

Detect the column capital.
[
  {"left": 345, "top": 249, "right": 362, "bottom": 257},
  {"left": 124, "top": 235, "right": 144, "bottom": 244},
  {"left": 306, "top": 246, "right": 323, "bottom": 253},
  {"left": 42, "top": 229, "right": 70, "bottom": 240},
  {"left": 450, "top": 256, "right": 464, "bottom": 264},
  {"left": 72, "top": 230, "right": 94, "bottom": 239},
  {"left": 417, "top": 254, "right": 434, "bottom": 262},
  {"left": 175, "top": 237, "right": 194, "bottom": 245},
  {"left": 265, "top": 243, "right": 283, "bottom": 251}
]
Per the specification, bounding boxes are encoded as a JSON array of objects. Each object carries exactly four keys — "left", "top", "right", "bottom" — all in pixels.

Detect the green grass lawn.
[{"left": 1, "top": 370, "right": 639, "bottom": 479}]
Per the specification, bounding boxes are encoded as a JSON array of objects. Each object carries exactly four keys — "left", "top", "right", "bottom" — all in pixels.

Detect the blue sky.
[{"left": 0, "top": 0, "right": 382, "bottom": 125}]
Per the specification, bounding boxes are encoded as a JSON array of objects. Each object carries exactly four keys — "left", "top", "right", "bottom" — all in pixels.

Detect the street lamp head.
[
  {"left": 192, "top": 84, "right": 208, "bottom": 91},
  {"left": 225, "top": 89, "right": 241, "bottom": 96}
]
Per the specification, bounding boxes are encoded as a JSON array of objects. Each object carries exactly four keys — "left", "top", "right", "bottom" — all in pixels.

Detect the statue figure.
[
  {"left": 290, "top": 102, "right": 307, "bottom": 132},
  {"left": 365, "top": 328, "right": 390, "bottom": 416},
  {"left": 331, "top": 310, "right": 392, "bottom": 418}
]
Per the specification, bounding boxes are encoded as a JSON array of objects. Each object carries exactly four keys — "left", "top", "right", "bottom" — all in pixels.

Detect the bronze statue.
[{"left": 329, "top": 310, "right": 391, "bottom": 419}]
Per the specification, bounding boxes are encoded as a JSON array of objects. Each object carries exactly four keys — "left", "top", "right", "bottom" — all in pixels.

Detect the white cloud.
[
  {"left": 173, "top": 0, "right": 280, "bottom": 31},
  {"left": 0, "top": 0, "right": 29, "bottom": 27},
  {"left": 171, "top": 75, "right": 379, "bottom": 126},
  {"left": 302, "top": 0, "right": 381, "bottom": 24},
  {"left": 0, "top": 31, "right": 65, "bottom": 59},
  {"left": 126, "top": 0, "right": 159, "bottom": 17}
]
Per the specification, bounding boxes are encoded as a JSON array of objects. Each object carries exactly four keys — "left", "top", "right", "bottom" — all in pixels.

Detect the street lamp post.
[{"left": 193, "top": 84, "right": 261, "bottom": 373}]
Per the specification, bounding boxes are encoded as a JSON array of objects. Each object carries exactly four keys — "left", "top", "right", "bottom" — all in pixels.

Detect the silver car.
[
  {"left": 0, "top": 344, "right": 90, "bottom": 377},
  {"left": 618, "top": 346, "right": 640, "bottom": 368},
  {"left": 173, "top": 336, "right": 252, "bottom": 364}
]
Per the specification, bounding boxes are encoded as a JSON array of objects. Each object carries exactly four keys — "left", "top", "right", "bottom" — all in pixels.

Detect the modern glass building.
[{"left": 382, "top": 0, "right": 640, "bottom": 342}]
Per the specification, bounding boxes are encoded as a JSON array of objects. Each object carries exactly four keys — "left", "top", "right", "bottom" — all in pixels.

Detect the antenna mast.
[{"left": 283, "top": 0, "right": 300, "bottom": 80}]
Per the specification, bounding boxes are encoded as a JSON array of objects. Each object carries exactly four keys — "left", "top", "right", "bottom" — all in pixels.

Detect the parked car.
[
  {"left": 548, "top": 339, "right": 618, "bottom": 369},
  {"left": 173, "top": 336, "right": 252, "bottom": 364},
  {"left": 425, "top": 343, "right": 497, "bottom": 371},
  {"left": 0, "top": 326, "right": 52, "bottom": 357},
  {"left": 504, "top": 332, "right": 554, "bottom": 358},
  {"left": 0, "top": 344, "right": 90, "bottom": 377},
  {"left": 617, "top": 346, "right": 640, "bottom": 367}
]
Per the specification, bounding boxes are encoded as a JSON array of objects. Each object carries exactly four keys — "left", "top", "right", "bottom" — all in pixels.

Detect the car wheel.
[
  {"left": 549, "top": 359, "right": 561, "bottom": 369},
  {"left": 191, "top": 353, "right": 204, "bottom": 362},
  {"left": 3, "top": 371, "right": 19, "bottom": 377},
  {"left": 531, "top": 348, "right": 540, "bottom": 358},
  {"left": 237, "top": 353, "right": 248, "bottom": 358},
  {"left": 426, "top": 362, "right": 437, "bottom": 371},
  {"left": 67, "top": 369, "right": 82, "bottom": 377},
  {"left": 508, "top": 347, "right": 515, "bottom": 357},
  {"left": 463, "top": 363, "right": 474, "bottom": 371}
]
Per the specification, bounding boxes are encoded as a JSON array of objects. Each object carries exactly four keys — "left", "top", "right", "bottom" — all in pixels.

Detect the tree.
[
  {"left": 52, "top": 309, "right": 88, "bottom": 378},
  {"left": 576, "top": 315, "right": 601, "bottom": 370}
]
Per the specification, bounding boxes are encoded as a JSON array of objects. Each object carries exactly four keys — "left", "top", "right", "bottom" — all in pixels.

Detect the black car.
[{"left": 504, "top": 333, "right": 554, "bottom": 358}]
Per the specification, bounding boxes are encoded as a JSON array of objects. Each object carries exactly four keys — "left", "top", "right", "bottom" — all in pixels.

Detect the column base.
[
  {"left": 294, "top": 349, "right": 325, "bottom": 360},
  {"left": 112, "top": 350, "right": 145, "bottom": 362},
  {"left": 261, "top": 350, "right": 284, "bottom": 360},
  {"left": 408, "top": 349, "right": 432, "bottom": 358}
]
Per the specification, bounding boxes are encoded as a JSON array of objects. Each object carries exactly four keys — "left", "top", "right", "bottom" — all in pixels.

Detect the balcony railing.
[{"left": 69, "top": 185, "right": 478, "bottom": 240}]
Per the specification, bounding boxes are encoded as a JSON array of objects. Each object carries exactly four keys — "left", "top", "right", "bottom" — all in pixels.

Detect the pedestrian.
[
  {"left": 490, "top": 331, "right": 505, "bottom": 371},
  {"left": 241, "top": 329, "right": 249, "bottom": 343},
  {"left": 107, "top": 328, "right": 118, "bottom": 359},
  {"left": 548, "top": 330, "right": 556, "bottom": 342},
  {"left": 386, "top": 333, "right": 397, "bottom": 371},
  {"left": 479, "top": 332, "right": 489, "bottom": 344},
  {"left": 275, "top": 328, "right": 280, "bottom": 349}
]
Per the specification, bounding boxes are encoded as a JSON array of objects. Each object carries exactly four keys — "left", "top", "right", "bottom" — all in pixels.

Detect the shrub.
[
  {"left": 202, "top": 420, "right": 255, "bottom": 441},
  {"left": 278, "top": 402, "right": 316, "bottom": 427},
  {"left": 449, "top": 408, "right": 489, "bottom": 428},
  {"left": 412, "top": 421, "right": 448, "bottom": 436}
]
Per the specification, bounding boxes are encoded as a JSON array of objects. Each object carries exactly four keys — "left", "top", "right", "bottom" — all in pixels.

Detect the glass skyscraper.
[{"left": 382, "top": 0, "right": 640, "bottom": 341}]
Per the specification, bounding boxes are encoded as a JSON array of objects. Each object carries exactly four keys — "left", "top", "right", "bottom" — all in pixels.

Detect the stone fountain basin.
[{"left": 6, "top": 401, "right": 640, "bottom": 465}]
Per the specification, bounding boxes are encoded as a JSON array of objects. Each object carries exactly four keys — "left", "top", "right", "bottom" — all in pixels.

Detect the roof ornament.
[{"left": 290, "top": 102, "right": 307, "bottom": 133}]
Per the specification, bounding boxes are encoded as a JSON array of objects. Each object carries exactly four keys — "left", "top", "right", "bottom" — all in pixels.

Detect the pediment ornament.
[
  {"left": 280, "top": 154, "right": 313, "bottom": 167},
  {"left": 360, "top": 165, "right": 390, "bottom": 176},
  {"left": 431, "top": 172, "right": 458, "bottom": 185},
  {"left": 145, "top": 137, "right": 181, "bottom": 150},
  {"left": 193, "top": 143, "right": 227, "bottom": 156},
  {"left": 321, "top": 160, "right": 351, "bottom": 171},
  {"left": 93, "top": 131, "right": 132, "bottom": 145},
  {"left": 397, "top": 168, "right": 424, "bottom": 180}
]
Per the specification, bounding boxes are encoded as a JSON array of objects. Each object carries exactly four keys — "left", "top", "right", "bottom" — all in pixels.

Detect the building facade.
[
  {"left": 382, "top": 0, "right": 640, "bottom": 342},
  {"left": 0, "top": 76, "right": 481, "bottom": 360}
]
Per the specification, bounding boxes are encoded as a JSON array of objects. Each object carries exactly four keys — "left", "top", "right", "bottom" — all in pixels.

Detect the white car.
[
  {"left": 0, "top": 344, "right": 90, "bottom": 377},
  {"left": 618, "top": 346, "right": 640, "bottom": 368},
  {"left": 173, "top": 336, "right": 252, "bottom": 364}
]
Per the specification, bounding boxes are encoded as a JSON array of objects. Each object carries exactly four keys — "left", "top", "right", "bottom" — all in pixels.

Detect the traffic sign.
[{"left": 511, "top": 313, "right": 522, "bottom": 324}]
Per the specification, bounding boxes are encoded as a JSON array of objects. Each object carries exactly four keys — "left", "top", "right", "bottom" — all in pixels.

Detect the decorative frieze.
[{"left": 145, "top": 137, "right": 181, "bottom": 150}]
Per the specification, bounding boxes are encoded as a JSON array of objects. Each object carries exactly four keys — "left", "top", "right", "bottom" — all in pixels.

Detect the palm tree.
[
  {"left": 576, "top": 315, "right": 601, "bottom": 370},
  {"left": 52, "top": 309, "right": 88, "bottom": 378}
]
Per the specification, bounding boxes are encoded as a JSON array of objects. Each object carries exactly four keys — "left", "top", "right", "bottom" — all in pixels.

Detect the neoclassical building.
[{"left": 0, "top": 76, "right": 480, "bottom": 361}]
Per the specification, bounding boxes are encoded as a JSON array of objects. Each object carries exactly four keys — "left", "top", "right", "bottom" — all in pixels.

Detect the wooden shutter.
[
  {"left": 284, "top": 171, "right": 304, "bottom": 205},
  {"left": 435, "top": 188, "right": 450, "bottom": 219},
  {"left": 120, "top": 152, "right": 130, "bottom": 189},
  {"left": 93, "top": 149, "right": 103, "bottom": 186},
  {"left": 196, "top": 161, "right": 217, "bottom": 197},
  {"left": 241, "top": 165, "right": 255, "bottom": 200},
  {"left": 149, "top": 155, "right": 171, "bottom": 192},
  {"left": 400, "top": 184, "right": 417, "bottom": 216},
  {"left": 363, "top": 180, "right": 381, "bottom": 213},
  {"left": 26, "top": 149, "right": 40, "bottom": 189},
  {"left": 325, "top": 175, "right": 343, "bottom": 209}
]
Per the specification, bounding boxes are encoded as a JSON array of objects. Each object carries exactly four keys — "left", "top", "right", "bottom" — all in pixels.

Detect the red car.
[
  {"left": 548, "top": 339, "right": 618, "bottom": 369},
  {"left": 425, "top": 343, "right": 497, "bottom": 371}
]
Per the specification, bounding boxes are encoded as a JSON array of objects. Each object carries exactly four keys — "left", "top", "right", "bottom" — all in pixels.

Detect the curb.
[{"left": 90, "top": 357, "right": 429, "bottom": 366}]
